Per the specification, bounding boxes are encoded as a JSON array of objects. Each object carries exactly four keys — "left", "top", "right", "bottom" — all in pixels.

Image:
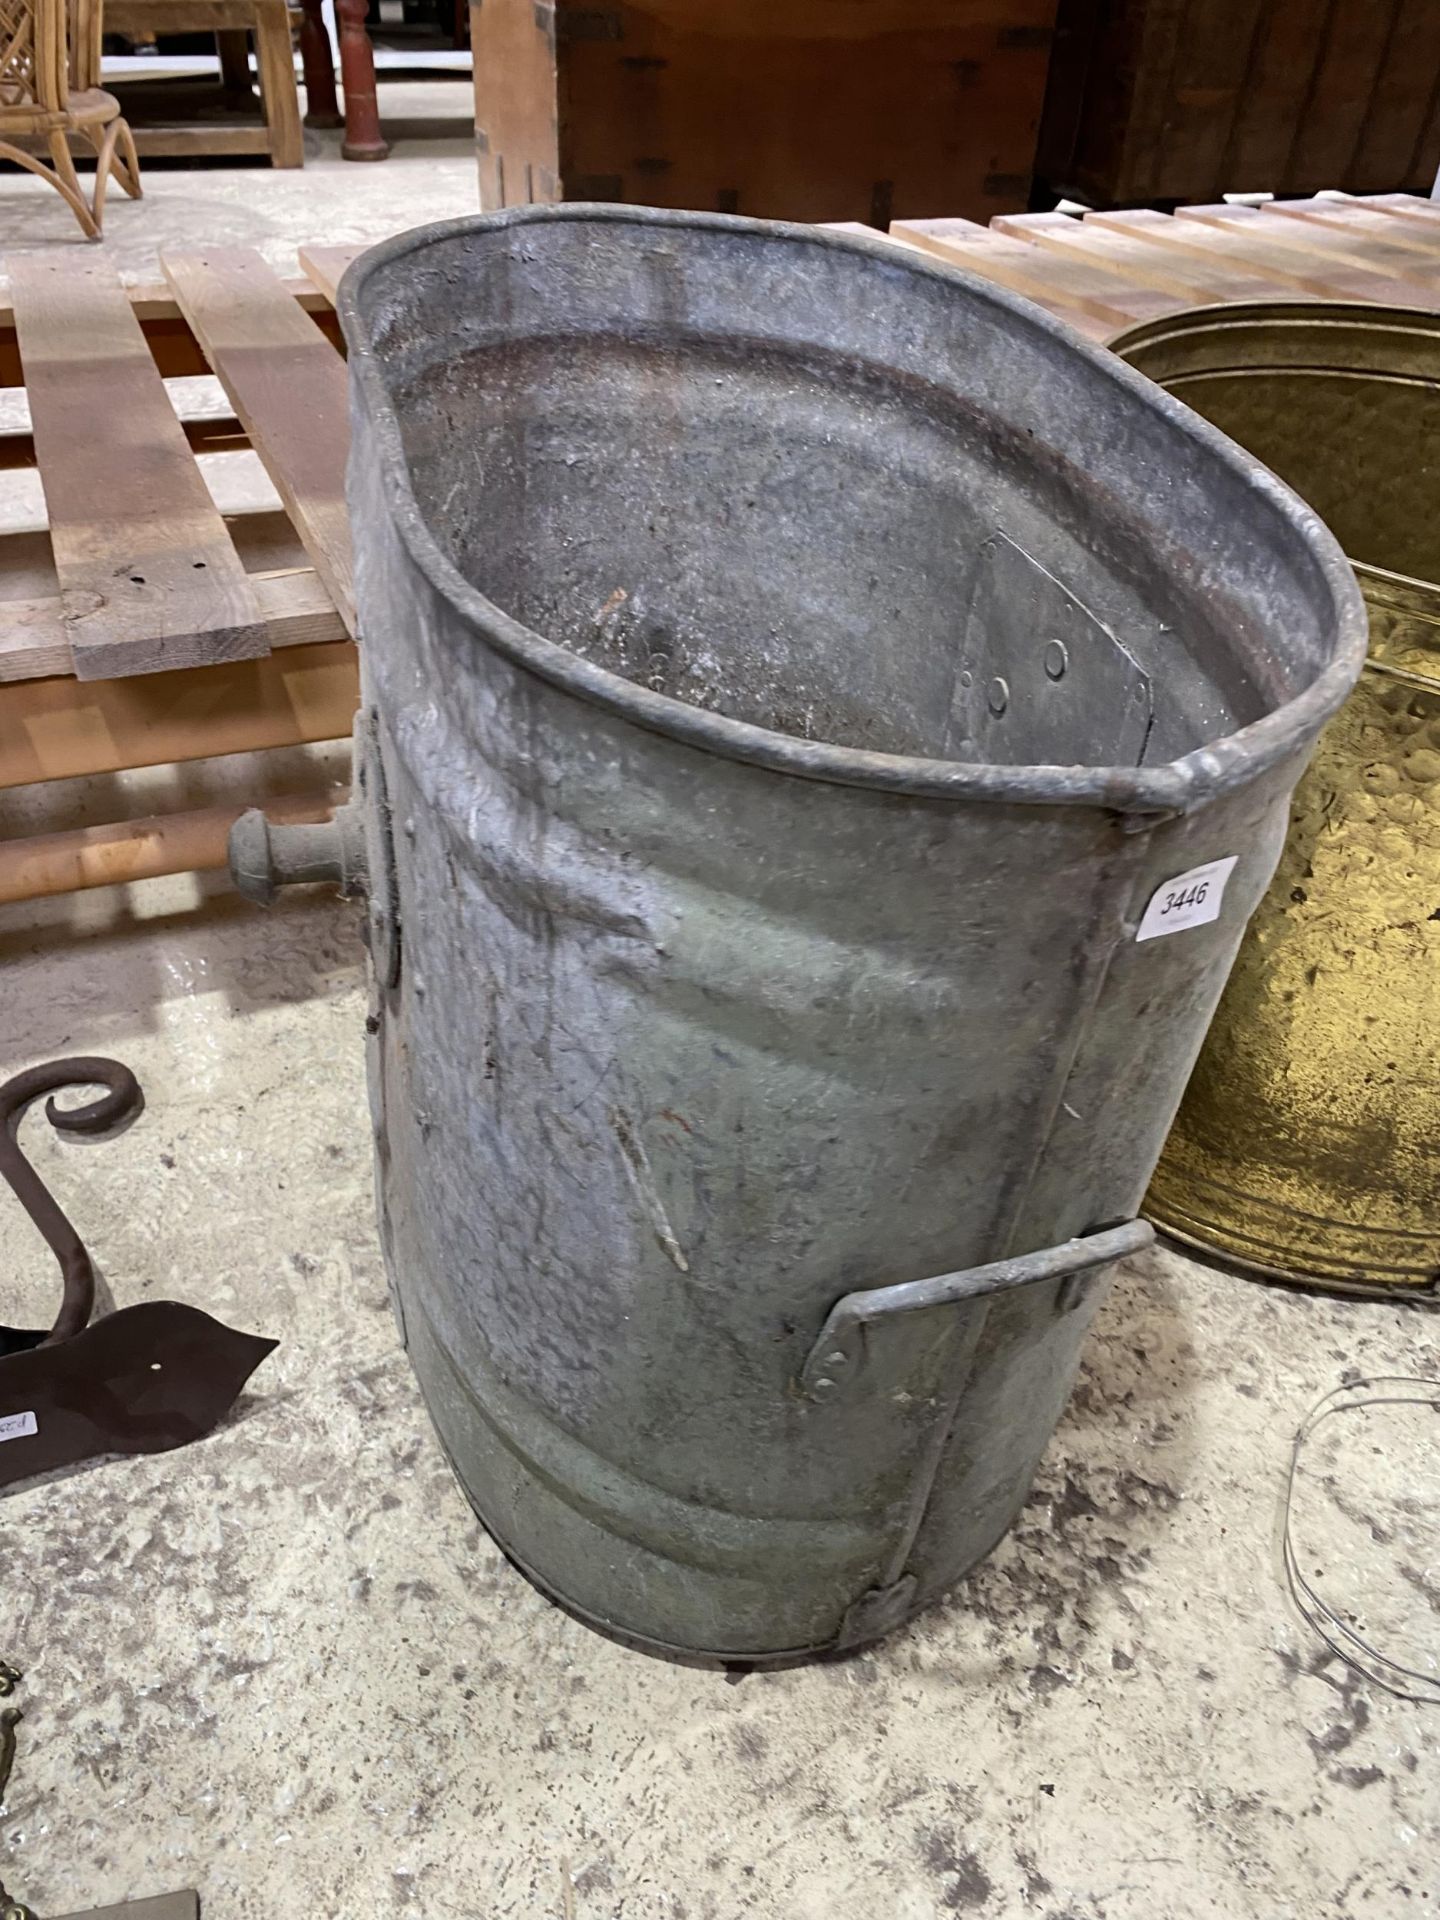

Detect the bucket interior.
[
  {"left": 1115, "top": 304, "right": 1440, "bottom": 593},
  {"left": 350, "top": 218, "right": 1353, "bottom": 771}
]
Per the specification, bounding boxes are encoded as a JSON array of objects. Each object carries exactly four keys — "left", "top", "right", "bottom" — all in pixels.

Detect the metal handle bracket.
[{"left": 798, "top": 1217, "right": 1153, "bottom": 1400}]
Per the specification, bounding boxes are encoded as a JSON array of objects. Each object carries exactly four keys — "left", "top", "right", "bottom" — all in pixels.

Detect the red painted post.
[
  {"left": 336, "top": 0, "right": 389, "bottom": 160},
  {"left": 299, "top": 0, "right": 343, "bottom": 129}
]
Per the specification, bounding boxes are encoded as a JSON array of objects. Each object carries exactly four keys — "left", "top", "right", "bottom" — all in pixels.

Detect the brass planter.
[{"left": 1115, "top": 304, "right": 1440, "bottom": 1298}]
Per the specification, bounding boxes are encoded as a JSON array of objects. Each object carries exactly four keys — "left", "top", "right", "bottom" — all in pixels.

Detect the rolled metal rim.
[
  {"left": 1114, "top": 298, "right": 1440, "bottom": 701},
  {"left": 1111, "top": 297, "right": 1440, "bottom": 379},
  {"left": 340, "top": 207, "right": 1368, "bottom": 813}
]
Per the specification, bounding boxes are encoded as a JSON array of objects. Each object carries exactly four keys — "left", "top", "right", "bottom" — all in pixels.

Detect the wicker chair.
[{"left": 0, "top": 0, "right": 142, "bottom": 238}]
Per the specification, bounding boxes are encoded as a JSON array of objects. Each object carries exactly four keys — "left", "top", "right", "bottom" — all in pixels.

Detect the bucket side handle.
[{"left": 797, "top": 1218, "right": 1153, "bottom": 1401}]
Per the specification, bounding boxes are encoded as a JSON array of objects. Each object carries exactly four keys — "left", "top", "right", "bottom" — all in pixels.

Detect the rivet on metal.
[{"left": 987, "top": 676, "right": 1010, "bottom": 716}]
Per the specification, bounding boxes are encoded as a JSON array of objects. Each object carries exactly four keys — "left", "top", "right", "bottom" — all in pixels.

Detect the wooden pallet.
[
  {"left": 888, "top": 192, "right": 1440, "bottom": 340},
  {"left": 0, "top": 244, "right": 360, "bottom": 794}
]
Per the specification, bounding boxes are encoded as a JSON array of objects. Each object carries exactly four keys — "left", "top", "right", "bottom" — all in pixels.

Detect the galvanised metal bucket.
[
  {"left": 238, "top": 210, "right": 1364, "bottom": 1661},
  {"left": 1116, "top": 304, "right": 1440, "bottom": 1299}
]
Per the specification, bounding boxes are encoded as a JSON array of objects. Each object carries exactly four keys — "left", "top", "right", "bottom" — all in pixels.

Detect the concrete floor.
[
  {"left": 1, "top": 879, "right": 1437, "bottom": 1919},
  {"left": 0, "top": 79, "right": 480, "bottom": 277},
  {"left": 1, "top": 112, "right": 1438, "bottom": 1920}
]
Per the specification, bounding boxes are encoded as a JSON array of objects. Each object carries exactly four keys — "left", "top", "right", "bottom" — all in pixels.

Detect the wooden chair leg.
[
  {"left": 114, "top": 117, "right": 143, "bottom": 198},
  {"left": 87, "top": 120, "right": 120, "bottom": 230},
  {"left": 217, "top": 27, "right": 254, "bottom": 105},
  {"left": 82, "top": 118, "right": 142, "bottom": 222},
  {"left": 336, "top": 0, "right": 388, "bottom": 160},
  {"left": 299, "top": 0, "right": 343, "bottom": 128},
  {"left": 252, "top": 0, "right": 305, "bottom": 167},
  {"left": 46, "top": 130, "right": 101, "bottom": 239},
  {"left": 0, "top": 136, "right": 98, "bottom": 240}
]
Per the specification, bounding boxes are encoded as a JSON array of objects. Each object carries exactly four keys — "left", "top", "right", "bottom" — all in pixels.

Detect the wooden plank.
[
  {"left": 108, "top": 0, "right": 276, "bottom": 28},
  {"left": 0, "top": 275, "right": 337, "bottom": 388},
  {"left": 0, "top": 511, "right": 317, "bottom": 605},
  {"left": 128, "top": 126, "right": 272, "bottom": 158},
  {"left": 253, "top": 0, "right": 304, "bottom": 168},
  {"left": 1365, "top": 193, "right": 1440, "bottom": 228},
  {"left": 993, "top": 210, "right": 1284, "bottom": 304},
  {"left": 1179, "top": 202, "right": 1440, "bottom": 302},
  {"left": 146, "top": 277, "right": 329, "bottom": 321},
  {"left": 296, "top": 243, "right": 366, "bottom": 305},
  {"left": 6, "top": 123, "right": 271, "bottom": 163},
  {"left": 1088, "top": 208, "right": 1434, "bottom": 305},
  {"left": 888, "top": 219, "right": 1160, "bottom": 340},
  {"left": 0, "top": 413, "right": 252, "bottom": 473},
  {"left": 0, "top": 638, "right": 358, "bottom": 788},
  {"left": 1268, "top": 197, "right": 1440, "bottom": 260},
  {"left": 162, "top": 248, "right": 354, "bottom": 633},
  {"left": 0, "top": 601, "right": 78, "bottom": 682},
  {"left": 0, "top": 570, "right": 347, "bottom": 685},
  {"left": 249, "top": 569, "right": 350, "bottom": 650},
  {"left": 470, "top": 0, "right": 559, "bottom": 212},
  {"left": 8, "top": 254, "right": 268, "bottom": 681}
]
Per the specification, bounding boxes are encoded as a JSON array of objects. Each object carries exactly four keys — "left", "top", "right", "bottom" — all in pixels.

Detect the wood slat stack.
[{"left": 894, "top": 194, "right": 1440, "bottom": 333}]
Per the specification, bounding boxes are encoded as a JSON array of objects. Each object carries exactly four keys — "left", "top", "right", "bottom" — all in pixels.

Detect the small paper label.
[
  {"left": 0, "top": 1411, "right": 37, "bottom": 1443},
  {"left": 1136, "top": 855, "right": 1238, "bottom": 942}
]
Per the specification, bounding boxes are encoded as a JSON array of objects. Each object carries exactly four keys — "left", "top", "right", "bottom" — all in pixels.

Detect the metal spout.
[{"left": 228, "top": 802, "right": 368, "bottom": 905}]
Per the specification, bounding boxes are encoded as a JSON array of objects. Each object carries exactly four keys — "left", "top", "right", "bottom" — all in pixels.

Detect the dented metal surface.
[
  {"left": 1116, "top": 303, "right": 1440, "bottom": 1294},
  {"left": 312, "top": 209, "right": 1365, "bottom": 1660}
]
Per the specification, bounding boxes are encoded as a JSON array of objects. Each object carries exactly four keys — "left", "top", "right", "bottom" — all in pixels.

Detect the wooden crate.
[
  {"left": 0, "top": 245, "right": 365, "bottom": 899},
  {"left": 1036, "top": 0, "right": 1440, "bottom": 208},
  {"left": 469, "top": 0, "right": 1058, "bottom": 226}
]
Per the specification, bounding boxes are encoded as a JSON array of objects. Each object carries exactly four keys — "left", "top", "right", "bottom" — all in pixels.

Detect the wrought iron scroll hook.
[{"left": 0, "top": 1058, "right": 144, "bottom": 1348}]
